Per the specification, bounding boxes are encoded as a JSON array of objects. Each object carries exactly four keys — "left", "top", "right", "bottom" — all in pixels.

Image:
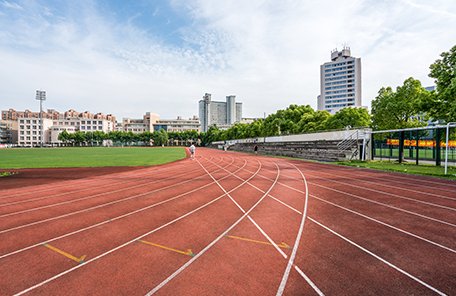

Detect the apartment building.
[
  {"left": 198, "top": 93, "right": 242, "bottom": 132},
  {"left": 0, "top": 120, "right": 17, "bottom": 144},
  {"left": 318, "top": 47, "right": 365, "bottom": 115},
  {"left": 123, "top": 113, "right": 200, "bottom": 133},
  {"left": 17, "top": 118, "right": 53, "bottom": 146}
]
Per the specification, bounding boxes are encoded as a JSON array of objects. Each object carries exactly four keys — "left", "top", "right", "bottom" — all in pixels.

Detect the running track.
[{"left": 1, "top": 148, "right": 455, "bottom": 295}]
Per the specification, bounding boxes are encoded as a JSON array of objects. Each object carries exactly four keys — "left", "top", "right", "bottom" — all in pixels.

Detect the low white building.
[
  {"left": 17, "top": 117, "right": 115, "bottom": 146},
  {"left": 17, "top": 118, "right": 53, "bottom": 146}
]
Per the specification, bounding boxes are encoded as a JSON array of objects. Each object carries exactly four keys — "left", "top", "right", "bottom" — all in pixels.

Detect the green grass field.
[
  {"left": 0, "top": 147, "right": 186, "bottom": 169},
  {"left": 335, "top": 160, "right": 456, "bottom": 181}
]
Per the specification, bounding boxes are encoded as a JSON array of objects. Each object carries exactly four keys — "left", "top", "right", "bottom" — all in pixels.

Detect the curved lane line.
[
  {"left": 0, "top": 161, "right": 190, "bottom": 199},
  {"left": 144, "top": 156, "right": 280, "bottom": 295},
  {"left": 309, "top": 217, "right": 448, "bottom": 296},
  {"left": 197, "top": 156, "right": 322, "bottom": 295},
  {"left": 0, "top": 156, "right": 228, "bottom": 218},
  {"left": 1, "top": 156, "right": 240, "bottom": 258},
  {"left": 12, "top": 155, "right": 253, "bottom": 295},
  {"left": 203, "top": 156, "right": 289, "bottom": 259},
  {"left": 238, "top": 165, "right": 456, "bottom": 228},
  {"left": 276, "top": 162, "right": 311, "bottom": 296}
]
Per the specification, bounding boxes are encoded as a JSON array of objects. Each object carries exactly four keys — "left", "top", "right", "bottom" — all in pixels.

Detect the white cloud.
[
  {"left": 1, "top": 0, "right": 23, "bottom": 10},
  {"left": 1, "top": 0, "right": 456, "bottom": 120}
]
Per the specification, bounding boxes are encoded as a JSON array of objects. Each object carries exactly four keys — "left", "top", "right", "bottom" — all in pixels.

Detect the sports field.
[
  {"left": 1, "top": 147, "right": 455, "bottom": 295},
  {"left": 0, "top": 147, "right": 186, "bottom": 169}
]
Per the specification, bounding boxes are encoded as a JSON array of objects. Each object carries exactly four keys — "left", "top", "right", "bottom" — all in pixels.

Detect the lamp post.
[{"left": 35, "top": 90, "right": 46, "bottom": 148}]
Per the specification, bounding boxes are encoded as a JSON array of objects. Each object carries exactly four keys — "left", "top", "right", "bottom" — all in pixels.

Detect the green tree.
[
  {"left": 371, "top": 77, "right": 429, "bottom": 131},
  {"left": 325, "top": 107, "right": 370, "bottom": 130},
  {"left": 58, "top": 130, "right": 70, "bottom": 146},
  {"left": 73, "top": 131, "right": 86, "bottom": 146},
  {"left": 426, "top": 45, "right": 456, "bottom": 122}
]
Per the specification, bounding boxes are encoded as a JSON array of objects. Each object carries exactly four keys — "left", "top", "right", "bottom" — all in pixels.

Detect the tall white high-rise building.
[
  {"left": 318, "top": 47, "right": 363, "bottom": 115},
  {"left": 199, "top": 93, "right": 242, "bottom": 132}
]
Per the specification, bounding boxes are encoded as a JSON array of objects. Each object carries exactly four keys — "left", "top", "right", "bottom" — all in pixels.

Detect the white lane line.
[
  {"left": 0, "top": 169, "right": 195, "bottom": 208},
  {"left": 254, "top": 163, "right": 456, "bottom": 208},
  {"left": 218, "top": 161, "right": 456, "bottom": 227},
  {"left": 202, "top": 157, "right": 289, "bottom": 258},
  {"left": 319, "top": 163, "right": 456, "bottom": 189},
  {"left": 206, "top": 157, "right": 321, "bottom": 296},
  {"left": 294, "top": 265, "right": 325, "bottom": 296},
  {"left": 0, "top": 162, "right": 187, "bottom": 199},
  {"left": 239, "top": 165, "right": 456, "bottom": 229},
  {"left": 311, "top": 176, "right": 456, "bottom": 210},
  {"left": 1, "top": 156, "right": 240, "bottom": 257},
  {"left": 309, "top": 217, "right": 448, "bottom": 296},
  {"left": 0, "top": 156, "right": 228, "bottom": 218},
  {"left": 269, "top": 195, "right": 302, "bottom": 215},
  {"left": 11, "top": 155, "right": 249, "bottom": 295},
  {"left": 13, "top": 188, "right": 230, "bottom": 296},
  {"left": 220, "top": 160, "right": 456, "bottom": 254},
  {"left": 309, "top": 194, "right": 456, "bottom": 254},
  {"left": 144, "top": 157, "right": 281, "bottom": 295},
  {"left": 277, "top": 163, "right": 309, "bottom": 296},
  {"left": 310, "top": 182, "right": 456, "bottom": 228}
]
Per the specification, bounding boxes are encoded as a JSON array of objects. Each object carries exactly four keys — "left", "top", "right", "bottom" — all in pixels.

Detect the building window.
[
  {"left": 99, "top": 126, "right": 102, "bottom": 130},
  {"left": 20, "top": 131, "right": 24, "bottom": 135},
  {"left": 20, "top": 120, "right": 24, "bottom": 124},
  {"left": 98, "top": 121, "right": 102, "bottom": 124},
  {"left": 33, "top": 126, "right": 37, "bottom": 129},
  {"left": 26, "top": 126, "right": 30, "bottom": 129},
  {"left": 32, "top": 120, "right": 37, "bottom": 124},
  {"left": 87, "top": 126, "right": 91, "bottom": 130},
  {"left": 20, "top": 136, "right": 24, "bottom": 140},
  {"left": 81, "top": 121, "right": 85, "bottom": 124},
  {"left": 26, "top": 120, "right": 30, "bottom": 124},
  {"left": 81, "top": 126, "right": 85, "bottom": 130}
]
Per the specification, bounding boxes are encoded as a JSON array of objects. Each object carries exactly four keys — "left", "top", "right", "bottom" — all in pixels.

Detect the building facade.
[
  {"left": 318, "top": 47, "right": 363, "bottom": 115},
  {"left": 17, "top": 118, "right": 53, "bottom": 146},
  {"left": 123, "top": 113, "right": 200, "bottom": 134},
  {"left": 2, "top": 108, "right": 116, "bottom": 124},
  {"left": 198, "top": 93, "right": 242, "bottom": 132},
  {"left": 0, "top": 120, "right": 17, "bottom": 144}
]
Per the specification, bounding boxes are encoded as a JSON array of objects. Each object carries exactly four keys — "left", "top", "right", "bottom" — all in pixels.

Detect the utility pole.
[{"left": 36, "top": 90, "right": 46, "bottom": 148}]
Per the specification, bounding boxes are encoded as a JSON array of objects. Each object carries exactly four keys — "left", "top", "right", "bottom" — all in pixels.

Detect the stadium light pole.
[{"left": 36, "top": 90, "right": 46, "bottom": 148}]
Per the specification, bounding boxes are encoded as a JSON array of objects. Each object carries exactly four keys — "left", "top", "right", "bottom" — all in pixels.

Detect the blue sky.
[{"left": 1, "top": 0, "right": 456, "bottom": 121}]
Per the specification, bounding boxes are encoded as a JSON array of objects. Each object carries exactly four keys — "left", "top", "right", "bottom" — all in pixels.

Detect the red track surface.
[{"left": 1, "top": 148, "right": 455, "bottom": 295}]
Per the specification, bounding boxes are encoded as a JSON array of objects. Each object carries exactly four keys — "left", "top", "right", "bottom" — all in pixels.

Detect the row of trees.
[
  {"left": 58, "top": 129, "right": 170, "bottom": 146},
  {"left": 372, "top": 45, "right": 456, "bottom": 131},
  {"left": 198, "top": 105, "right": 370, "bottom": 144}
]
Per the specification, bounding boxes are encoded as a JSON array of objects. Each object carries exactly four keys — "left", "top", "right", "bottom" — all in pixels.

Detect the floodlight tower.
[{"left": 36, "top": 90, "right": 46, "bottom": 147}]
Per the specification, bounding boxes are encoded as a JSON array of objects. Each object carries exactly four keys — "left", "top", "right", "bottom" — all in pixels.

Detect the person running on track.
[
  {"left": 254, "top": 144, "right": 258, "bottom": 155},
  {"left": 190, "top": 144, "right": 195, "bottom": 160}
]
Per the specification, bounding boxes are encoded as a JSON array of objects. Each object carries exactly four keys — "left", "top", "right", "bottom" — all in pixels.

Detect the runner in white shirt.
[{"left": 189, "top": 144, "right": 195, "bottom": 160}]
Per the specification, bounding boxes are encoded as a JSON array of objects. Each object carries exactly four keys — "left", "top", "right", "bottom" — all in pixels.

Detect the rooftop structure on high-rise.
[
  {"left": 318, "top": 47, "right": 364, "bottom": 115},
  {"left": 198, "top": 93, "right": 242, "bottom": 132}
]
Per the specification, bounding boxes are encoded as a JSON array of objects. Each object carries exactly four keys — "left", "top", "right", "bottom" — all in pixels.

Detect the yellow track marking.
[
  {"left": 137, "top": 239, "right": 195, "bottom": 256},
  {"left": 42, "top": 243, "right": 86, "bottom": 263},
  {"left": 224, "top": 235, "right": 293, "bottom": 249}
]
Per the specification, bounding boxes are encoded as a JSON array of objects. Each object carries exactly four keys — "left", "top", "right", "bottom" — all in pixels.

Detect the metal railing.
[{"left": 337, "top": 129, "right": 366, "bottom": 157}]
